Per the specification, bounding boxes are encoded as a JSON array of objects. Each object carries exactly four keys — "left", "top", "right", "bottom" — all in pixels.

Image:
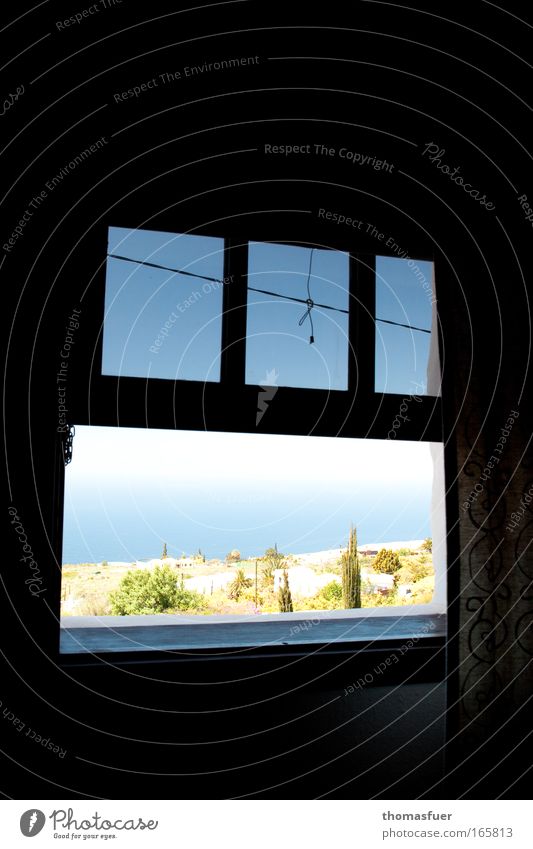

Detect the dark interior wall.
[
  {"left": 2, "top": 1, "right": 531, "bottom": 798},
  {"left": 1, "top": 649, "right": 446, "bottom": 799}
]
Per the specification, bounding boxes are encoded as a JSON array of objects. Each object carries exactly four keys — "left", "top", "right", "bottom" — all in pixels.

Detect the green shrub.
[
  {"left": 257, "top": 589, "right": 280, "bottom": 613},
  {"left": 373, "top": 549, "right": 402, "bottom": 574},
  {"left": 110, "top": 565, "right": 203, "bottom": 615},
  {"left": 395, "top": 559, "right": 433, "bottom": 586},
  {"left": 173, "top": 576, "right": 205, "bottom": 612},
  {"left": 294, "top": 581, "right": 343, "bottom": 612},
  {"left": 364, "top": 590, "right": 404, "bottom": 607},
  {"left": 241, "top": 585, "right": 263, "bottom": 605},
  {"left": 409, "top": 575, "right": 434, "bottom": 604},
  {"left": 319, "top": 580, "right": 343, "bottom": 603},
  {"left": 296, "top": 595, "right": 332, "bottom": 611}
]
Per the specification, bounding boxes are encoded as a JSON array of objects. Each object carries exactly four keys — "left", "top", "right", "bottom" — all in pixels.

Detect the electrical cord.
[{"left": 108, "top": 253, "right": 431, "bottom": 335}]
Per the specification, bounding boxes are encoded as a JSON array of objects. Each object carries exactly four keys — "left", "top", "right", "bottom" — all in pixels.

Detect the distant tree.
[
  {"left": 421, "top": 538, "right": 433, "bottom": 553},
  {"left": 264, "top": 544, "right": 284, "bottom": 559},
  {"left": 374, "top": 548, "right": 402, "bottom": 574},
  {"left": 226, "top": 549, "right": 241, "bottom": 564},
  {"left": 228, "top": 568, "right": 252, "bottom": 600},
  {"left": 262, "top": 542, "right": 283, "bottom": 588},
  {"left": 278, "top": 569, "right": 293, "bottom": 612},
  {"left": 161, "top": 542, "right": 168, "bottom": 559},
  {"left": 341, "top": 525, "right": 361, "bottom": 608}
]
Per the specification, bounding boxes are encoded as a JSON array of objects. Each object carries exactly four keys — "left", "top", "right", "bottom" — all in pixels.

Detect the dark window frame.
[{"left": 57, "top": 224, "right": 445, "bottom": 671}]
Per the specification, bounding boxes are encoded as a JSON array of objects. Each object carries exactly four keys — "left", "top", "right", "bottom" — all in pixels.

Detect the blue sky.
[
  {"left": 245, "top": 241, "right": 350, "bottom": 390},
  {"left": 102, "top": 227, "right": 225, "bottom": 381},
  {"left": 62, "top": 426, "right": 437, "bottom": 563},
  {"left": 375, "top": 255, "right": 434, "bottom": 394},
  {"left": 101, "top": 227, "right": 436, "bottom": 394}
]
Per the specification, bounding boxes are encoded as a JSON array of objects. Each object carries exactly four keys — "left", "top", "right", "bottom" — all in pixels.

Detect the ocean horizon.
[
  {"left": 62, "top": 426, "right": 435, "bottom": 565},
  {"left": 62, "top": 486, "right": 431, "bottom": 565}
]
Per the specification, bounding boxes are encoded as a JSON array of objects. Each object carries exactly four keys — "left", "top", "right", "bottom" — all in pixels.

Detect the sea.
[{"left": 62, "top": 481, "right": 431, "bottom": 564}]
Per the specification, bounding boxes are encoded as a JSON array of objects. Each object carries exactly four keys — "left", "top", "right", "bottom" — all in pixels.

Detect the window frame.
[
  {"left": 57, "top": 223, "right": 445, "bottom": 669},
  {"left": 75, "top": 231, "right": 442, "bottom": 441}
]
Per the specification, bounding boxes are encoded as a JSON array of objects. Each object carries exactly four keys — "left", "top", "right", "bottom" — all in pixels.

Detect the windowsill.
[{"left": 60, "top": 607, "right": 445, "bottom": 655}]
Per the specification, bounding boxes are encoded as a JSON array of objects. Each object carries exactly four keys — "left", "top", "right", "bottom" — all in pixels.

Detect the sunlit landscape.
[
  {"left": 61, "top": 425, "right": 441, "bottom": 619},
  {"left": 61, "top": 539, "right": 434, "bottom": 617}
]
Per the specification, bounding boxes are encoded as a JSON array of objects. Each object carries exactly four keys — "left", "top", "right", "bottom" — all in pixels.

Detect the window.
[
  {"left": 102, "top": 227, "right": 225, "bottom": 382},
  {"left": 62, "top": 426, "right": 445, "bottom": 623},
  {"left": 375, "top": 255, "right": 439, "bottom": 396},
  {"left": 58, "top": 225, "right": 445, "bottom": 655},
  {"left": 245, "top": 242, "right": 350, "bottom": 390}
]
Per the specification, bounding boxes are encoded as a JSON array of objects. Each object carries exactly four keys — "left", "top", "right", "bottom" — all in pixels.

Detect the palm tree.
[{"left": 228, "top": 568, "right": 252, "bottom": 600}]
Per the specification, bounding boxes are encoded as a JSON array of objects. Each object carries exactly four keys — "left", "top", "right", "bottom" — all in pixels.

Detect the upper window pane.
[
  {"left": 245, "top": 242, "right": 350, "bottom": 390},
  {"left": 102, "top": 227, "right": 225, "bottom": 381},
  {"left": 375, "top": 256, "right": 439, "bottom": 396}
]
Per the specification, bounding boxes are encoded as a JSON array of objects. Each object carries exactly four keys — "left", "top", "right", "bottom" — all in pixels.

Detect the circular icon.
[{"left": 20, "top": 810, "right": 46, "bottom": 837}]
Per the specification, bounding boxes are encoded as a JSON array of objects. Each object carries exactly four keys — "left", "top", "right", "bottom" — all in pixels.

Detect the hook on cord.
[
  {"left": 298, "top": 297, "right": 315, "bottom": 343},
  {"left": 298, "top": 250, "right": 316, "bottom": 344}
]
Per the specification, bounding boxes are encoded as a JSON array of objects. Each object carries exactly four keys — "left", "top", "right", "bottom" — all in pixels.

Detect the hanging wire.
[
  {"left": 375, "top": 317, "right": 431, "bottom": 333},
  {"left": 247, "top": 285, "right": 348, "bottom": 313},
  {"left": 109, "top": 252, "right": 431, "bottom": 335},
  {"left": 297, "top": 248, "right": 316, "bottom": 343},
  {"left": 107, "top": 253, "right": 223, "bottom": 285}
]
